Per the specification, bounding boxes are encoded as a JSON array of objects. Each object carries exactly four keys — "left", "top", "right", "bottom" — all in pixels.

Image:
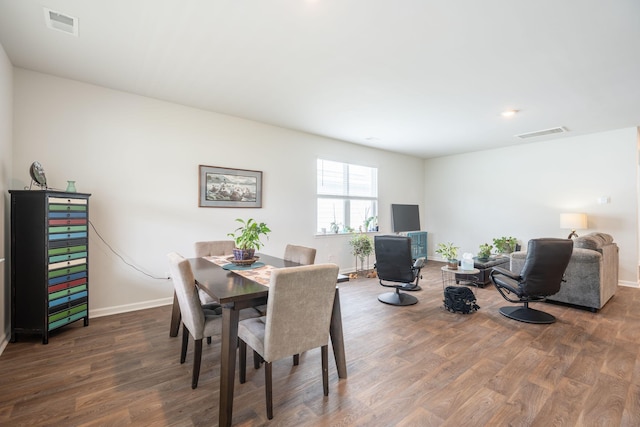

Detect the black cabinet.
[{"left": 9, "top": 190, "right": 91, "bottom": 344}]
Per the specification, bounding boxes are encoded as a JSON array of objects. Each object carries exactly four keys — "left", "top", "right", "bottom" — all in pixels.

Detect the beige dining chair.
[
  {"left": 283, "top": 243, "right": 317, "bottom": 265},
  {"left": 253, "top": 244, "right": 317, "bottom": 325},
  {"left": 167, "top": 252, "right": 222, "bottom": 389},
  {"left": 237, "top": 263, "right": 340, "bottom": 420},
  {"left": 194, "top": 240, "right": 235, "bottom": 308}
]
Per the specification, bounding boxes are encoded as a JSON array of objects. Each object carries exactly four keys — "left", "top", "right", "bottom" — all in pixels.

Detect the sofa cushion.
[{"left": 573, "top": 232, "right": 614, "bottom": 250}]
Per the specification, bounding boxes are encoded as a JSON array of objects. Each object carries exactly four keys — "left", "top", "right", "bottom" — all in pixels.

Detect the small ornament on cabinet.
[{"left": 66, "top": 180, "right": 77, "bottom": 192}]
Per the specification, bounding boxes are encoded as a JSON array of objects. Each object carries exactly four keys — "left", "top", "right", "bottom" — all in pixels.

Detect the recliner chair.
[
  {"left": 490, "top": 238, "right": 573, "bottom": 324},
  {"left": 374, "top": 235, "right": 425, "bottom": 306}
]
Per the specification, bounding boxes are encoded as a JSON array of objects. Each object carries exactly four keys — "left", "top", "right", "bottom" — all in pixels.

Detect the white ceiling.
[{"left": 1, "top": 0, "right": 639, "bottom": 158}]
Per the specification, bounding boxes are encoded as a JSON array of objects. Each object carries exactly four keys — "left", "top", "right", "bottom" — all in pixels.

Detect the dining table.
[{"left": 169, "top": 254, "right": 348, "bottom": 427}]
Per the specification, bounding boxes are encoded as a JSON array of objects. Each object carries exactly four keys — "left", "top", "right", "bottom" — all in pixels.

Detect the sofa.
[{"left": 510, "top": 232, "right": 618, "bottom": 311}]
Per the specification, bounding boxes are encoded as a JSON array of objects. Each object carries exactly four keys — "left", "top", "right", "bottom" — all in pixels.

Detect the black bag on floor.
[{"left": 443, "top": 286, "right": 479, "bottom": 314}]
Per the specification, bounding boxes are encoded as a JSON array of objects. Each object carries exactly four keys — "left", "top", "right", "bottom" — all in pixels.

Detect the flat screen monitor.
[{"left": 391, "top": 204, "right": 421, "bottom": 233}]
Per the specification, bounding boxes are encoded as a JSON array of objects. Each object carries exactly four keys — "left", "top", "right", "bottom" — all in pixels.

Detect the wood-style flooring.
[{"left": 1, "top": 261, "right": 639, "bottom": 426}]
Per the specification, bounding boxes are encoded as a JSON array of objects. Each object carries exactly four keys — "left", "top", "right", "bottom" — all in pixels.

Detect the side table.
[
  {"left": 441, "top": 266, "right": 480, "bottom": 289},
  {"left": 455, "top": 256, "right": 510, "bottom": 287}
]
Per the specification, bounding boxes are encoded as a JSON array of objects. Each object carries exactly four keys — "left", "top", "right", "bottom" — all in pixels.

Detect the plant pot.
[
  {"left": 447, "top": 259, "right": 458, "bottom": 270},
  {"left": 233, "top": 248, "right": 255, "bottom": 260}
]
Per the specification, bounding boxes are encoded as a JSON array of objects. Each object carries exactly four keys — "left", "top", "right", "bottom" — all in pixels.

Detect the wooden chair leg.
[
  {"left": 253, "top": 350, "right": 262, "bottom": 369},
  {"left": 322, "top": 345, "right": 329, "bottom": 396},
  {"left": 192, "top": 338, "right": 203, "bottom": 389},
  {"left": 169, "top": 291, "right": 181, "bottom": 337},
  {"left": 293, "top": 353, "right": 300, "bottom": 366},
  {"left": 265, "top": 361, "right": 273, "bottom": 420},
  {"left": 239, "top": 340, "right": 247, "bottom": 383},
  {"left": 180, "top": 324, "right": 189, "bottom": 364}
]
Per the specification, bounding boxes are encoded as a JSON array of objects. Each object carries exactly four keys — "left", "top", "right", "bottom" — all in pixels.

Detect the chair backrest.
[
  {"left": 283, "top": 244, "right": 317, "bottom": 265},
  {"left": 374, "top": 235, "right": 416, "bottom": 283},
  {"left": 519, "top": 238, "right": 574, "bottom": 296},
  {"left": 263, "top": 263, "right": 339, "bottom": 362},
  {"left": 167, "top": 252, "right": 205, "bottom": 339},
  {"left": 194, "top": 240, "right": 235, "bottom": 257}
]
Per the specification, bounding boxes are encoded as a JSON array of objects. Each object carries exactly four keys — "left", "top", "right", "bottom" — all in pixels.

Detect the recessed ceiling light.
[{"left": 501, "top": 109, "right": 518, "bottom": 118}]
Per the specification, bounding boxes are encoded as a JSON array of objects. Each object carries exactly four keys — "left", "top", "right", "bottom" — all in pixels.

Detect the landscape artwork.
[{"left": 199, "top": 165, "right": 262, "bottom": 208}]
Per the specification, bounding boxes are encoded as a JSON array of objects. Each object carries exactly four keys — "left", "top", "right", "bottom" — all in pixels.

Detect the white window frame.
[{"left": 317, "top": 159, "right": 378, "bottom": 235}]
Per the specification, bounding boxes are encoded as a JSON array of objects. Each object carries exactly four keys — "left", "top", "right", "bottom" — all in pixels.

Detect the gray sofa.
[{"left": 510, "top": 232, "right": 618, "bottom": 311}]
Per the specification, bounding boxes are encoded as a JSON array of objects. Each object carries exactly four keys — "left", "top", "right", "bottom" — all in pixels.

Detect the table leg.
[
  {"left": 329, "top": 288, "right": 348, "bottom": 379},
  {"left": 219, "top": 305, "right": 240, "bottom": 427},
  {"left": 169, "top": 291, "right": 181, "bottom": 337}
]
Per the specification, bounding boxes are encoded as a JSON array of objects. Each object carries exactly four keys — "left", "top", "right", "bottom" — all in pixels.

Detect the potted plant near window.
[
  {"left": 348, "top": 232, "right": 374, "bottom": 276},
  {"left": 227, "top": 218, "right": 271, "bottom": 260},
  {"left": 477, "top": 243, "right": 493, "bottom": 261},
  {"left": 436, "top": 242, "right": 459, "bottom": 270},
  {"left": 493, "top": 236, "right": 518, "bottom": 255}
]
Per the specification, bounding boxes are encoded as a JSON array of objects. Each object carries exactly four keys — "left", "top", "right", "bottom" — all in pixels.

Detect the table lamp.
[{"left": 560, "top": 213, "right": 587, "bottom": 239}]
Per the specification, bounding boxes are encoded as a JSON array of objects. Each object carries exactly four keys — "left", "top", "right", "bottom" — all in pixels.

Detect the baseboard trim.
[
  {"left": 619, "top": 280, "right": 639, "bottom": 288},
  {"left": 89, "top": 297, "right": 173, "bottom": 318}
]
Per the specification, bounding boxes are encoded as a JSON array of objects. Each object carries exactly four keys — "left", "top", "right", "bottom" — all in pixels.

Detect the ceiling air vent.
[
  {"left": 43, "top": 8, "right": 78, "bottom": 36},
  {"left": 516, "top": 126, "right": 568, "bottom": 139}
]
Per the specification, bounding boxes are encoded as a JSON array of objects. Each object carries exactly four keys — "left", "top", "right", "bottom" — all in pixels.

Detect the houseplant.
[
  {"left": 436, "top": 242, "right": 459, "bottom": 270},
  {"left": 493, "top": 236, "right": 518, "bottom": 254},
  {"left": 477, "top": 243, "right": 493, "bottom": 261},
  {"left": 348, "top": 233, "right": 374, "bottom": 275},
  {"left": 227, "top": 218, "right": 271, "bottom": 260}
]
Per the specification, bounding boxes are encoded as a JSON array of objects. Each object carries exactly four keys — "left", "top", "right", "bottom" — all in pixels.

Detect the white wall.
[
  {"left": 424, "top": 128, "right": 639, "bottom": 286},
  {"left": 0, "top": 42, "right": 13, "bottom": 351},
  {"left": 11, "top": 69, "right": 424, "bottom": 316}
]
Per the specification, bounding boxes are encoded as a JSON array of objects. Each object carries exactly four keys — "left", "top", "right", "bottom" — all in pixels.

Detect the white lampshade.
[{"left": 560, "top": 213, "right": 587, "bottom": 230}]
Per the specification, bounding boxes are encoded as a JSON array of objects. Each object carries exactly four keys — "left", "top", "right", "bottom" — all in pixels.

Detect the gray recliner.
[
  {"left": 510, "top": 232, "right": 618, "bottom": 312},
  {"left": 490, "top": 238, "right": 573, "bottom": 324},
  {"left": 374, "top": 235, "right": 425, "bottom": 306}
]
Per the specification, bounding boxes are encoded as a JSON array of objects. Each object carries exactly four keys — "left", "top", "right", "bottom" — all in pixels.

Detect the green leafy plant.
[
  {"left": 435, "top": 242, "right": 459, "bottom": 261},
  {"left": 478, "top": 243, "right": 493, "bottom": 260},
  {"left": 227, "top": 218, "right": 271, "bottom": 251},
  {"left": 492, "top": 236, "right": 517, "bottom": 254},
  {"left": 349, "top": 233, "right": 374, "bottom": 274}
]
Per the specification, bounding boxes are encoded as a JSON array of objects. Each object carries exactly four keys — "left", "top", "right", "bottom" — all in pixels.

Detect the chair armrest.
[
  {"left": 413, "top": 257, "right": 425, "bottom": 269},
  {"left": 491, "top": 266, "right": 520, "bottom": 280}
]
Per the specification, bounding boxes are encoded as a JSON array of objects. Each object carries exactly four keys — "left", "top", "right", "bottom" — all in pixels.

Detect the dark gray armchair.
[
  {"left": 374, "top": 235, "right": 425, "bottom": 306},
  {"left": 490, "top": 238, "right": 573, "bottom": 324}
]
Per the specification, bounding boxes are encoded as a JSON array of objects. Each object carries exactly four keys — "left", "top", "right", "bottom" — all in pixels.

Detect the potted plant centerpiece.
[
  {"left": 477, "top": 243, "right": 493, "bottom": 261},
  {"left": 227, "top": 218, "right": 271, "bottom": 261},
  {"left": 436, "top": 242, "right": 459, "bottom": 270}
]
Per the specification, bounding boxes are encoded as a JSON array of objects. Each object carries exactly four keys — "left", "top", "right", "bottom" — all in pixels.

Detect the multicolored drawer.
[{"left": 10, "top": 190, "right": 91, "bottom": 344}]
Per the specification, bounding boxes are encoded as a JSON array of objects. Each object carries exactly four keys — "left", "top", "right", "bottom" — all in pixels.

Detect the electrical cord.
[{"left": 88, "top": 220, "right": 168, "bottom": 280}]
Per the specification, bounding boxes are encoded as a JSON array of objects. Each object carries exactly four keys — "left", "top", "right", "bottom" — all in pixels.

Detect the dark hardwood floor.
[{"left": 1, "top": 262, "right": 639, "bottom": 426}]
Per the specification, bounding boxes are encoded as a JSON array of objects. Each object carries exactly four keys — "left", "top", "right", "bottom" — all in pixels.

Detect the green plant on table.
[
  {"left": 435, "top": 242, "right": 459, "bottom": 261},
  {"left": 478, "top": 243, "right": 493, "bottom": 260},
  {"left": 227, "top": 218, "right": 271, "bottom": 251},
  {"left": 492, "top": 236, "right": 517, "bottom": 254}
]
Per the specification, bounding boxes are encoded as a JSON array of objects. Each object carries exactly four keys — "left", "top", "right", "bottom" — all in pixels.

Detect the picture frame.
[{"left": 199, "top": 165, "right": 263, "bottom": 208}]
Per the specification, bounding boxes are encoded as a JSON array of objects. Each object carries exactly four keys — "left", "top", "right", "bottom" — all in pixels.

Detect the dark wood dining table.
[{"left": 170, "top": 254, "right": 348, "bottom": 427}]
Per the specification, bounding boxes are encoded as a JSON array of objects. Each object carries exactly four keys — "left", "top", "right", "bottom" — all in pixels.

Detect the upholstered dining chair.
[
  {"left": 490, "top": 238, "right": 573, "bottom": 324},
  {"left": 167, "top": 252, "right": 222, "bottom": 389},
  {"left": 194, "top": 240, "right": 235, "bottom": 309},
  {"left": 253, "top": 244, "right": 317, "bottom": 319},
  {"left": 284, "top": 243, "right": 317, "bottom": 265},
  {"left": 237, "top": 263, "right": 339, "bottom": 420}
]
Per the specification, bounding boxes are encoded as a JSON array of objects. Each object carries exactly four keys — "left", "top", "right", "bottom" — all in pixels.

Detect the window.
[{"left": 317, "top": 159, "right": 378, "bottom": 234}]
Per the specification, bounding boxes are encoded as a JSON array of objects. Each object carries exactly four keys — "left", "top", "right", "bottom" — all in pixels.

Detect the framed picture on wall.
[{"left": 199, "top": 165, "right": 263, "bottom": 208}]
